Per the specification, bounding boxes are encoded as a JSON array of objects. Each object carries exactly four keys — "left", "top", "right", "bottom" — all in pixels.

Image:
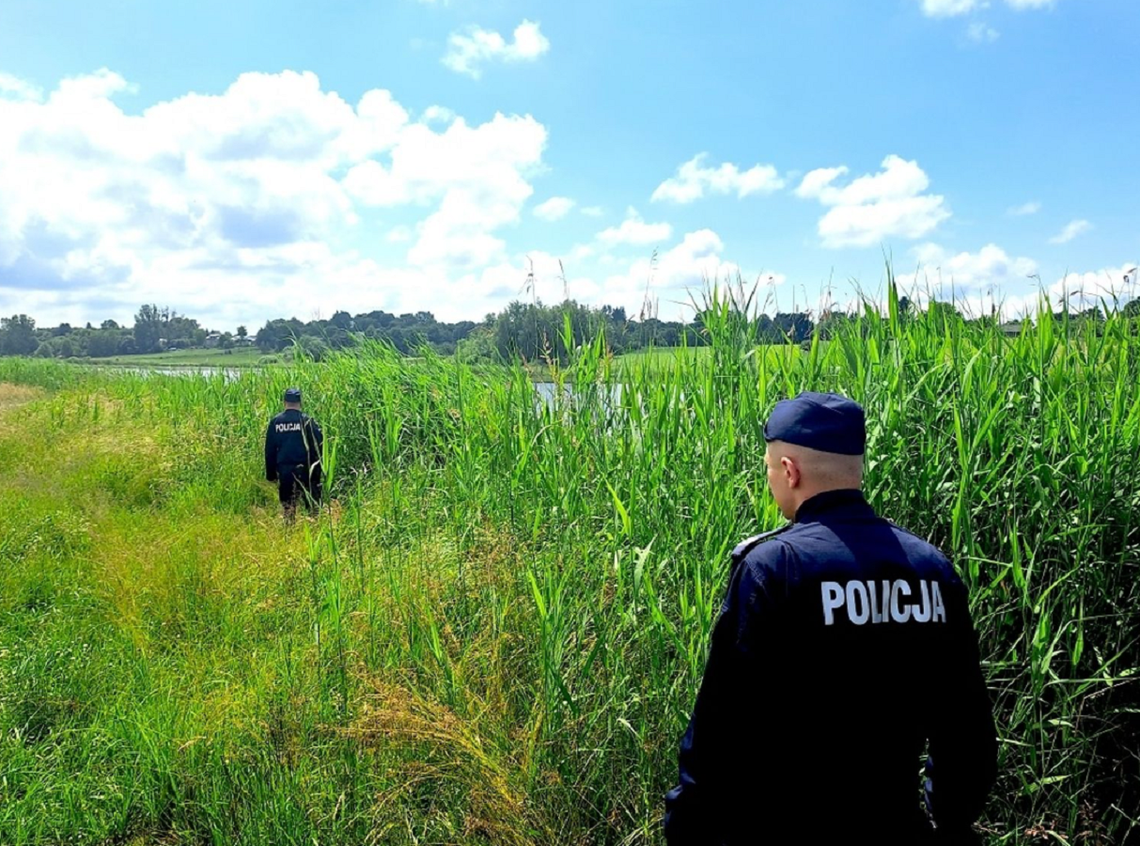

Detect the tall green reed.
[{"left": 1, "top": 276, "right": 1136, "bottom": 844}]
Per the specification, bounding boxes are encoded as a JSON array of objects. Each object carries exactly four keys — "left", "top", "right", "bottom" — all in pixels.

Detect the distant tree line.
[
  {"left": 0, "top": 305, "right": 254, "bottom": 359},
  {"left": 2, "top": 295, "right": 1137, "bottom": 361},
  {"left": 249, "top": 301, "right": 830, "bottom": 364},
  {"left": 253, "top": 310, "right": 477, "bottom": 361}
]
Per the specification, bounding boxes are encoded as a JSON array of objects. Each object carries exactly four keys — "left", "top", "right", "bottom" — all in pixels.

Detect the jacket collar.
[{"left": 793, "top": 488, "right": 873, "bottom": 523}]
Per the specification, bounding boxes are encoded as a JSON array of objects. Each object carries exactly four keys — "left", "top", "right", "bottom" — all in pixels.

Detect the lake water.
[
  {"left": 88, "top": 366, "right": 623, "bottom": 409},
  {"left": 533, "top": 380, "right": 624, "bottom": 406},
  {"left": 86, "top": 365, "right": 247, "bottom": 381}
]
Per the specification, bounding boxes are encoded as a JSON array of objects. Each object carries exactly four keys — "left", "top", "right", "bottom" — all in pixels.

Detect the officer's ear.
[{"left": 780, "top": 454, "right": 802, "bottom": 488}]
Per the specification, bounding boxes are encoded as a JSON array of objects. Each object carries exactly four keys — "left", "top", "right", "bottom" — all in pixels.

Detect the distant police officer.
[
  {"left": 264, "top": 387, "right": 323, "bottom": 521},
  {"left": 664, "top": 391, "right": 997, "bottom": 846}
]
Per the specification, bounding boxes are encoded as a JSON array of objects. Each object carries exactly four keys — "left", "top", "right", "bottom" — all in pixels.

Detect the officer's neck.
[
  {"left": 284, "top": 403, "right": 301, "bottom": 411},
  {"left": 791, "top": 486, "right": 866, "bottom": 522}
]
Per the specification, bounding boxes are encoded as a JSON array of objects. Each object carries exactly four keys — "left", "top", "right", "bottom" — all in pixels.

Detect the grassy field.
[
  {"left": 0, "top": 288, "right": 1136, "bottom": 845},
  {"left": 85, "top": 345, "right": 743, "bottom": 378},
  {"left": 612, "top": 343, "right": 811, "bottom": 378},
  {"left": 87, "top": 347, "right": 267, "bottom": 367},
  {"left": 611, "top": 345, "right": 707, "bottom": 377}
]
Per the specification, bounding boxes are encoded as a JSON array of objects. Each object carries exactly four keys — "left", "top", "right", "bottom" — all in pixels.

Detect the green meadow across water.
[
  {"left": 86, "top": 347, "right": 268, "bottom": 368},
  {"left": 0, "top": 288, "right": 1137, "bottom": 845}
]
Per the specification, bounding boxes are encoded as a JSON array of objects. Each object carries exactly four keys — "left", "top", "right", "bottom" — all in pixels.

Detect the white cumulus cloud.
[
  {"left": 921, "top": 0, "right": 982, "bottom": 17},
  {"left": 0, "top": 67, "right": 551, "bottom": 327},
  {"left": 478, "top": 251, "right": 600, "bottom": 306},
  {"left": 420, "top": 105, "right": 456, "bottom": 125},
  {"left": 442, "top": 20, "right": 550, "bottom": 80},
  {"left": 1049, "top": 219, "right": 1092, "bottom": 244},
  {"left": 968, "top": 22, "right": 1000, "bottom": 42},
  {"left": 795, "top": 155, "right": 950, "bottom": 248},
  {"left": 892, "top": 243, "right": 1041, "bottom": 320},
  {"left": 896, "top": 246, "right": 1136, "bottom": 321},
  {"left": 1008, "top": 201, "right": 1041, "bottom": 216},
  {"left": 651, "top": 153, "right": 784, "bottom": 204},
  {"left": 533, "top": 196, "right": 575, "bottom": 221},
  {"left": 458, "top": 230, "right": 767, "bottom": 322},
  {"left": 905, "top": 242, "right": 1038, "bottom": 290},
  {"left": 597, "top": 208, "right": 672, "bottom": 246},
  {"left": 0, "top": 72, "right": 42, "bottom": 102},
  {"left": 345, "top": 112, "right": 548, "bottom": 268},
  {"left": 595, "top": 230, "right": 785, "bottom": 319},
  {"left": 1049, "top": 264, "right": 1139, "bottom": 311},
  {"left": 920, "top": 0, "right": 1056, "bottom": 16}
]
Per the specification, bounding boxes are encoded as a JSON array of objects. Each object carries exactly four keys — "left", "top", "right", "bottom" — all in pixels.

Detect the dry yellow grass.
[
  {"left": 348, "top": 679, "right": 550, "bottom": 846},
  {"left": 0, "top": 382, "right": 45, "bottom": 445},
  {"left": 0, "top": 381, "right": 43, "bottom": 409}
]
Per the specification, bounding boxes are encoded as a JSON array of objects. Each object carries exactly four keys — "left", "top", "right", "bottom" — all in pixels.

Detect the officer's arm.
[
  {"left": 664, "top": 550, "right": 778, "bottom": 845},
  {"left": 925, "top": 577, "right": 998, "bottom": 834},
  {"left": 264, "top": 422, "right": 277, "bottom": 481}
]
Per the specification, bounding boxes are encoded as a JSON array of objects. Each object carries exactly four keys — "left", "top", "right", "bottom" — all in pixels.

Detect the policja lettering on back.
[
  {"left": 821, "top": 578, "right": 946, "bottom": 626},
  {"left": 264, "top": 386, "right": 324, "bottom": 522},
  {"left": 663, "top": 391, "right": 997, "bottom": 846}
]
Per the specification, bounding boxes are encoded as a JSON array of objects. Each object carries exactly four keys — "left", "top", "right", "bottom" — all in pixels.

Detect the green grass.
[
  {"left": 0, "top": 282, "right": 1136, "bottom": 845},
  {"left": 611, "top": 345, "right": 707, "bottom": 378},
  {"left": 612, "top": 343, "right": 809, "bottom": 379},
  {"left": 87, "top": 346, "right": 266, "bottom": 367}
]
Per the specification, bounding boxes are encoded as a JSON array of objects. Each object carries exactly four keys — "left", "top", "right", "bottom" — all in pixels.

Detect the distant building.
[
  {"left": 204, "top": 333, "right": 222, "bottom": 348},
  {"left": 999, "top": 322, "right": 1023, "bottom": 337}
]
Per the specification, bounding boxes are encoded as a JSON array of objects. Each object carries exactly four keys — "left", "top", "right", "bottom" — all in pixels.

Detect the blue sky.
[{"left": 0, "top": 0, "right": 1137, "bottom": 330}]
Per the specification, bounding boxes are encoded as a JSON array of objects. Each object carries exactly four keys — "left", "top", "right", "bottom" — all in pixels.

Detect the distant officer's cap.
[
  {"left": 763, "top": 391, "right": 865, "bottom": 455},
  {"left": 284, "top": 387, "right": 302, "bottom": 402}
]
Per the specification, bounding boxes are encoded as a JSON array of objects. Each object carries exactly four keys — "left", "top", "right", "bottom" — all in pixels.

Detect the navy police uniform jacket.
[
  {"left": 664, "top": 489, "right": 997, "bottom": 845},
  {"left": 264, "top": 409, "right": 323, "bottom": 482}
]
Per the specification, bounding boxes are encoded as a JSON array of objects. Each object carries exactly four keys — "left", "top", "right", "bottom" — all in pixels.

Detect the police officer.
[
  {"left": 664, "top": 391, "right": 997, "bottom": 845},
  {"left": 264, "top": 387, "right": 323, "bottom": 521}
]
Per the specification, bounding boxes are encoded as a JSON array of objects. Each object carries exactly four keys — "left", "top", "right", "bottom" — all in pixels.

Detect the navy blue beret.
[
  {"left": 284, "top": 387, "right": 302, "bottom": 402},
  {"left": 763, "top": 391, "right": 865, "bottom": 455}
]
